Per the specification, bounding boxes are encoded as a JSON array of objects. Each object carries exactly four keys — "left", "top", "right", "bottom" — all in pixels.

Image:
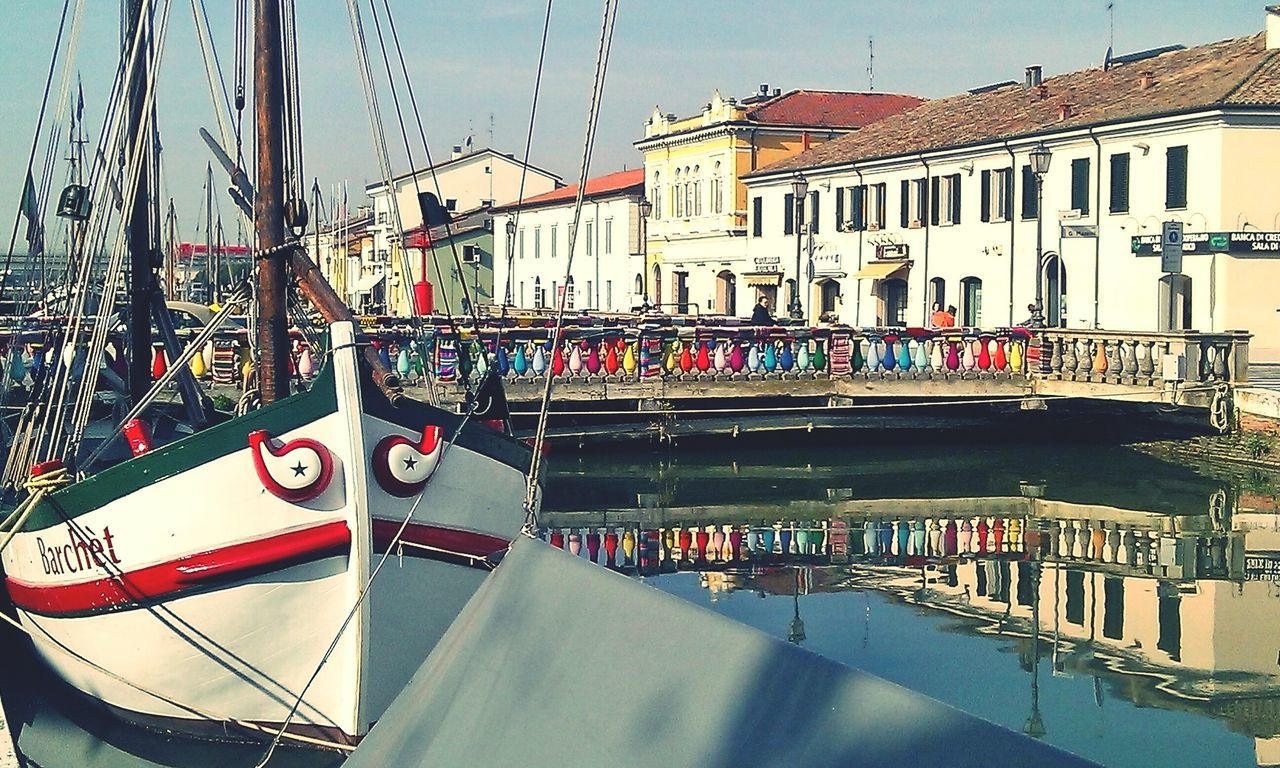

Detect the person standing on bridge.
[
  {"left": 751, "top": 295, "right": 775, "bottom": 326},
  {"left": 930, "top": 303, "right": 952, "bottom": 328}
]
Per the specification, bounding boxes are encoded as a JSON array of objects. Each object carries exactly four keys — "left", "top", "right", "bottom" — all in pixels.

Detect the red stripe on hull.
[
  {"left": 371, "top": 519, "right": 509, "bottom": 560},
  {"left": 6, "top": 522, "right": 351, "bottom": 617}
]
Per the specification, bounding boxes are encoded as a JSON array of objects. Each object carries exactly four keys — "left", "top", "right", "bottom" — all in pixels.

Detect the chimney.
[
  {"left": 1057, "top": 103, "right": 1074, "bottom": 121},
  {"left": 1138, "top": 71, "right": 1155, "bottom": 90},
  {"left": 1025, "top": 65, "right": 1043, "bottom": 88},
  {"left": 772, "top": 88, "right": 781, "bottom": 97},
  {"left": 450, "top": 144, "right": 463, "bottom": 159},
  {"left": 1268, "top": 5, "right": 1280, "bottom": 49},
  {"left": 759, "top": 83, "right": 769, "bottom": 96},
  {"left": 1036, "top": 84, "right": 1049, "bottom": 100}
]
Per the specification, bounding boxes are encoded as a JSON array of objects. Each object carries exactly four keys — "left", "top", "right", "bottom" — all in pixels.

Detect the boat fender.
[{"left": 123, "top": 419, "right": 155, "bottom": 457}]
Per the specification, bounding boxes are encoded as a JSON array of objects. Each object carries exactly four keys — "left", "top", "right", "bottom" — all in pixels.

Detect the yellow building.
[{"left": 635, "top": 85, "right": 922, "bottom": 317}]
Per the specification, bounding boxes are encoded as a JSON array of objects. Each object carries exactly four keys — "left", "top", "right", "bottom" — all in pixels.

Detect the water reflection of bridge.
[{"left": 539, "top": 495, "right": 1280, "bottom": 765}]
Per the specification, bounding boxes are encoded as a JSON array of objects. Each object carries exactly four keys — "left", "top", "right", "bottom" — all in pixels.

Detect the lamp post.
[
  {"left": 1023, "top": 561, "right": 1046, "bottom": 738},
  {"left": 504, "top": 218, "right": 516, "bottom": 306},
  {"left": 638, "top": 198, "right": 653, "bottom": 312},
  {"left": 790, "top": 173, "right": 808, "bottom": 320},
  {"left": 1030, "top": 142, "right": 1052, "bottom": 328}
]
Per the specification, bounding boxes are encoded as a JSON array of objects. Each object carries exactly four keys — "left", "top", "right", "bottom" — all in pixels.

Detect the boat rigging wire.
[
  {"left": 523, "top": 0, "right": 620, "bottom": 529},
  {"left": 493, "top": 0, "right": 554, "bottom": 356},
  {"left": 0, "top": 0, "right": 79, "bottom": 308}
]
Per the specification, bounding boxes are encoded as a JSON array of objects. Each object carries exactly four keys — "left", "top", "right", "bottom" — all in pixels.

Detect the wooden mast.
[
  {"left": 254, "top": 0, "right": 291, "bottom": 404},
  {"left": 125, "top": 0, "right": 153, "bottom": 406}
]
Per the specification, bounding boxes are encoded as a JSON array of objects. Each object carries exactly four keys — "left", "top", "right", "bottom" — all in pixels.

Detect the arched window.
[
  {"left": 879, "top": 278, "right": 908, "bottom": 327},
  {"left": 960, "top": 276, "right": 983, "bottom": 326},
  {"left": 674, "top": 169, "right": 683, "bottom": 217},
  {"left": 534, "top": 276, "right": 543, "bottom": 308},
  {"left": 716, "top": 270, "right": 736, "bottom": 316},
  {"left": 1042, "top": 254, "right": 1066, "bottom": 327},
  {"left": 635, "top": 273, "right": 644, "bottom": 297},
  {"left": 928, "top": 277, "right": 946, "bottom": 310},
  {"left": 652, "top": 172, "right": 662, "bottom": 221},
  {"left": 652, "top": 264, "right": 663, "bottom": 306},
  {"left": 712, "top": 161, "right": 723, "bottom": 214},
  {"left": 820, "top": 279, "right": 841, "bottom": 316},
  {"left": 565, "top": 276, "right": 575, "bottom": 310}
]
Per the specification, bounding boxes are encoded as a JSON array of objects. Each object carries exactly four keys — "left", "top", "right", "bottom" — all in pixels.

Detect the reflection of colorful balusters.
[
  {"left": 762, "top": 527, "right": 777, "bottom": 554},
  {"left": 550, "top": 531, "right": 565, "bottom": 549},
  {"left": 1007, "top": 518, "right": 1022, "bottom": 551},
  {"left": 796, "top": 525, "right": 810, "bottom": 555},
  {"left": 894, "top": 520, "right": 908, "bottom": 556},
  {"left": 586, "top": 530, "right": 601, "bottom": 563},
  {"left": 604, "top": 530, "right": 619, "bottom": 566},
  {"left": 960, "top": 518, "right": 973, "bottom": 554},
  {"left": 663, "top": 528, "right": 676, "bottom": 561},
  {"left": 864, "top": 521, "right": 878, "bottom": 556},
  {"left": 1091, "top": 525, "right": 1105, "bottom": 560},
  {"left": 928, "top": 519, "right": 942, "bottom": 556},
  {"left": 621, "top": 529, "right": 636, "bottom": 563},
  {"left": 944, "top": 519, "right": 958, "bottom": 555},
  {"left": 976, "top": 518, "right": 989, "bottom": 554},
  {"left": 745, "top": 528, "right": 760, "bottom": 555},
  {"left": 879, "top": 520, "right": 894, "bottom": 555},
  {"left": 729, "top": 528, "right": 743, "bottom": 560},
  {"left": 679, "top": 528, "right": 693, "bottom": 560},
  {"left": 780, "top": 523, "right": 793, "bottom": 554},
  {"left": 711, "top": 528, "right": 726, "bottom": 561},
  {"left": 568, "top": 530, "right": 582, "bottom": 556},
  {"left": 695, "top": 528, "right": 710, "bottom": 560},
  {"left": 911, "top": 519, "right": 926, "bottom": 556},
  {"left": 992, "top": 517, "right": 1005, "bottom": 553}
]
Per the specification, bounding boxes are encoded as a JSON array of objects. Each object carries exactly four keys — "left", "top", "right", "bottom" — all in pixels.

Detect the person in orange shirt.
[{"left": 929, "top": 302, "right": 949, "bottom": 328}]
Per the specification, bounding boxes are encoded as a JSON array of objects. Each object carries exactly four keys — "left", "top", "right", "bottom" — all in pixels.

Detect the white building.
[
  {"left": 492, "top": 169, "right": 645, "bottom": 313},
  {"left": 364, "top": 147, "right": 561, "bottom": 314},
  {"left": 743, "top": 20, "right": 1280, "bottom": 360}
]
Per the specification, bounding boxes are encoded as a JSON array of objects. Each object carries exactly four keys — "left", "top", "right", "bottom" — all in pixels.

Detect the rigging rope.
[
  {"left": 523, "top": 0, "right": 620, "bottom": 529},
  {"left": 495, "top": 0, "right": 554, "bottom": 355}
]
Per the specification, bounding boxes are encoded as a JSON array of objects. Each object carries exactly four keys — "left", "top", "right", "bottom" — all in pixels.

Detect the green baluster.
[{"left": 811, "top": 339, "right": 826, "bottom": 371}]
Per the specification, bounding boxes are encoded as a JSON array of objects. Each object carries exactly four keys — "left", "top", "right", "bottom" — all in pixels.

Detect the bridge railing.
[{"left": 416, "top": 322, "right": 1249, "bottom": 388}]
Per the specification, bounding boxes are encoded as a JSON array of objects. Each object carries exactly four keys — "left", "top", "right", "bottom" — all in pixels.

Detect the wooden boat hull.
[{"left": 0, "top": 322, "right": 531, "bottom": 744}]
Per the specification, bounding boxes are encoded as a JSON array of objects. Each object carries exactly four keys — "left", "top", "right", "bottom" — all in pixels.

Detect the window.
[
  {"left": 652, "top": 172, "right": 661, "bottom": 221},
  {"left": 550, "top": 225, "right": 558, "bottom": 259},
  {"left": 565, "top": 277, "right": 575, "bottom": 309},
  {"left": 1166, "top": 145, "right": 1188, "bottom": 209},
  {"left": 445, "top": 198, "right": 457, "bottom": 211},
  {"left": 693, "top": 179, "right": 703, "bottom": 216},
  {"left": 604, "top": 219, "right": 613, "bottom": 254},
  {"left": 928, "top": 277, "right": 945, "bottom": 309},
  {"left": 783, "top": 193, "right": 795, "bottom": 236},
  {"left": 586, "top": 222, "right": 593, "bottom": 257},
  {"left": 586, "top": 280, "right": 592, "bottom": 307},
  {"left": 1020, "top": 165, "right": 1038, "bottom": 220},
  {"left": 809, "top": 190, "right": 821, "bottom": 234},
  {"left": 932, "top": 174, "right": 962, "bottom": 225},
  {"left": 880, "top": 278, "right": 908, "bottom": 326},
  {"left": 752, "top": 197, "right": 763, "bottom": 237},
  {"left": 960, "top": 276, "right": 982, "bottom": 326},
  {"left": 980, "top": 168, "right": 1013, "bottom": 222},
  {"left": 534, "top": 276, "right": 543, "bottom": 308},
  {"left": 712, "top": 162, "right": 723, "bottom": 214},
  {"left": 519, "top": 281, "right": 525, "bottom": 307},
  {"left": 519, "top": 228, "right": 526, "bottom": 259},
  {"left": 1070, "top": 157, "right": 1090, "bottom": 215},
  {"left": 606, "top": 280, "right": 612, "bottom": 309},
  {"left": 533, "top": 227, "right": 541, "bottom": 259},
  {"left": 634, "top": 274, "right": 643, "bottom": 296},
  {"left": 848, "top": 185, "right": 866, "bottom": 231},
  {"left": 378, "top": 211, "right": 388, "bottom": 224},
  {"left": 898, "top": 178, "right": 926, "bottom": 227},
  {"left": 1109, "top": 153, "right": 1130, "bottom": 214},
  {"left": 674, "top": 170, "right": 683, "bottom": 217},
  {"left": 866, "top": 183, "right": 886, "bottom": 229}
]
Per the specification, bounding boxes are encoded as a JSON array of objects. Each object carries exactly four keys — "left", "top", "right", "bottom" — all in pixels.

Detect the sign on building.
[
  {"left": 1131, "top": 230, "right": 1280, "bottom": 257},
  {"left": 1161, "top": 220, "right": 1184, "bottom": 273}
]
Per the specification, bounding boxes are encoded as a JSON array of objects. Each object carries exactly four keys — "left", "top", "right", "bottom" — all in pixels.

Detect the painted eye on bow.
[
  {"left": 248, "top": 430, "right": 335, "bottom": 503},
  {"left": 371, "top": 426, "right": 444, "bottom": 498}
]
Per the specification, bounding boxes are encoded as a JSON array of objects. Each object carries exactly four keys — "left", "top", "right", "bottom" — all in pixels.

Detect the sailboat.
[{"left": 0, "top": 0, "right": 530, "bottom": 748}]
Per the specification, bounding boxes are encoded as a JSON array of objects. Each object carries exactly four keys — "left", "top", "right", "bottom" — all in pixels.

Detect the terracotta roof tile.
[
  {"left": 751, "top": 34, "right": 1280, "bottom": 177},
  {"left": 494, "top": 168, "right": 644, "bottom": 211},
  {"left": 744, "top": 90, "right": 925, "bottom": 128}
]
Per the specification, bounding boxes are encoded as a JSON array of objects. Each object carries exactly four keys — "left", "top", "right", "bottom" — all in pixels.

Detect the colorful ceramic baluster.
[
  {"left": 882, "top": 338, "right": 896, "bottom": 371},
  {"left": 797, "top": 340, "right": 810, "bottom": 371},
  {"left": 763, "top": 341, "right": 777, "bottom": 372},
  {"left": 730, "top": 340, "right": 746, "bottom": 373},
  {"left": 915, "top": 338, "right": 930, "bottom": 371},
  {"left": 679, "top": 341, "right": 694, "bottom": 373},
  {"left": 779, "top": 340, "right": 795, "bottom": 372},
  {"left": 866, "top": 339, "right": 881, "bottom": 372},
  {"left": 993, "top": 338, "right": 1008, "bottom": 372},
  {"left": 604, "top": 341, "right": 620, "bottom": 375},
  {"left": 811, "top": 339, "right": 827, "bottom": 372},
  {"left": 946, "top": 340, "right": 961, "bottom": 371},
  {"left": 898, "top": 339, "right": 913, "bottom": 371},
  {"left": 622, "top": 340, "right": 638, "bottom": 376},
  {"left": 713, "top": 341, "right": 727, "bottom": 373},
  {"left": 976, "top": 338, "right": 992, "bottom": 370},
  {"left": 695, "top": 339, "right": 711, "bottom": 373},
  {"left": 569, "top": 343, "right": 584, "bottom": 377},
  {"left": 551, "top": 344, "right": 566, "bottom": 377}
]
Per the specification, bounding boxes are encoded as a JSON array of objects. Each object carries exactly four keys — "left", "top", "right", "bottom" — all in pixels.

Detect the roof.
[
  {"left": 750, "top": 33, "right": 1280, "bottom": 178},
  {"left": 491, "top": 168, "right": 644, "bottom": 212},
  {"left": 744, "top": 89, "right": 925, "bottom": 128},
  {"left": 366, "top": 148, "right": 562, "bottom": 192}
]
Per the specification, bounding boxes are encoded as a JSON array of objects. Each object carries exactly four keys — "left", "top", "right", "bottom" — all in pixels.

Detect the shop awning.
[
  {"left": 852, "top": 261, "right": 909, "bottom": 280},
  {"left": 744, "top": 272, "right": 782, "bottom": 287},
  {"left": 354, "top": 272, "right": 385, "bottom": 294}
]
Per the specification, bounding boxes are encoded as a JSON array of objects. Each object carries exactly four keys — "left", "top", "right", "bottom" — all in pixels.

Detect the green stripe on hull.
[{"left": 22, "top": 366, "right": 340, "bottom": 532}]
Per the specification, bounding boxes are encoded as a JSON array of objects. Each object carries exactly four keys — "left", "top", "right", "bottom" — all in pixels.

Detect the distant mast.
[{"left": 253, "top": 0, "right": 291, "bottom": 403}]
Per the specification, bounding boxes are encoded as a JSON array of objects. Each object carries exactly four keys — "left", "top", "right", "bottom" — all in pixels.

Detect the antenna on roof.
[
  {"left": 1105, "top": 1, "right": 1115, "bottom": 69},
  {"left": 867, "top": 36, "right": 875, "bottom": 91}
]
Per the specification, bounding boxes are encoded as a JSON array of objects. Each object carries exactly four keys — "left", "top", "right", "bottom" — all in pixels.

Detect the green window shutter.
[
  {"left": 1166, "top": 145, "right": 1188, "bottom": 209},
  {"left": 951, "top": 173, "right": 962, "bottom": 223},
  {"left": 1020, "top": 164, "right": 1036, "bottom": 219},
  {"left": 852, "top": 185, "right": 865, "bottom": 231},
  {"left": 930, "top": 176, "right": 940, "bottom": 226},
  {"left": 783, "top": 193, "right": 794, "bottom": 236},
  {"left": 900, "top": 179, "right": 909, "bottom": 228},
  {"left": 980, "top": 169, "right": 991, "bottom": 222},
  {"left": 835, "top": 187, "right": 844, "bottom": 230},
  {"left": 1070, "top": 157, "right": 1090, "bottom": 215},
  {"left": 810, "top": 191, "right": 820, "bottom": 234},
  {"left": 1109, "top": 153, "right": 1130, "bottom": 213}
]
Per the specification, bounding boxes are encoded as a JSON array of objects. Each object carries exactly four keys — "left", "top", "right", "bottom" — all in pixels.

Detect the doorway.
[
  {"left": 877, "top": 278, "right": 908, "bottom": 327},
  {"left": 652, "top": 264, "right": 662, "bottom": 308},
  {"left": 1043, "top": 253, "right": 1066, "bottom": 327},
  {"left": 673, "top": 270, "right": 690, "bottom": 314},
  {"left": 716, "top": 270, "right": 737, "bottom": 316},
  {"left": 1158, "top": 274, "right": 1192, "bottom": 331}
]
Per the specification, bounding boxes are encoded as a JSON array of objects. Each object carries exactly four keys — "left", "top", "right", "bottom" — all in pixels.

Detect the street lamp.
[
  {"left": 1023, "top": 561, "right": 1046, "bottom": 738},
  {"left": 790, "top": 173, "right": 809, "bottom": 320},
  {"left": 1029, "top": 142, "right": 1052, "bottom": 328},
  {"left": 638, "top": 198, "right": 653, "bottom": 311},
  {"left": 504, "top": 218, "right": 517, "bottom": 306}
]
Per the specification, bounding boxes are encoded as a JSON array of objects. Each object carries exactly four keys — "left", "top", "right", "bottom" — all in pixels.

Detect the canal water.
[{"left": 1, "top": 440, "right": 1277, "bottom": 766}]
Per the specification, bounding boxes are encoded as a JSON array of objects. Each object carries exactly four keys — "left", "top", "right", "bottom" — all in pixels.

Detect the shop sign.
[
  {"left": 1244, "top": 552, "right": 1280, "bottom": 581},
  {"left": 1132, "top": 231, "right": 1280, "bottom": 257},
  {"left": 752, "top": 255, "right": 781, "bottom": 274}
]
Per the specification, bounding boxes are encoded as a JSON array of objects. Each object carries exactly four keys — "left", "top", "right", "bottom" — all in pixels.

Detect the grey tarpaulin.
[{"left": 346, "top": 536, "right": 1098, "bottom": 768}]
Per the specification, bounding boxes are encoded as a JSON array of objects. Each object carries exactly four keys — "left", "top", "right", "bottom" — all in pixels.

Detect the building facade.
[
  {"left": 636, "top": 87, "right": 923, "bottom": 318},
  {"left": 492, "top": 169, "right": 645, "bottom": 314},
  {"left": 402, "top": 210, "right": 494, "bottom": 316},
  {"left": 364, "top": 147, "right": 560, "bottom": 315},
  {"left": 744, "top": 23, "right": 1280, "bottom": 360}
]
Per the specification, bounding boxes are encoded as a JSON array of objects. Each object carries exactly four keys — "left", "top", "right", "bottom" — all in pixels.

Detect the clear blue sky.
[{"left": 0, "top": 0, "right": 1262, "bottom": 248}]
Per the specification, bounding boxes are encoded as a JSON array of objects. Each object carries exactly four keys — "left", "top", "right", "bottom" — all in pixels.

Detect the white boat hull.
[{"left": 0, "top": 322, "right": 530, "bottom": 745}]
